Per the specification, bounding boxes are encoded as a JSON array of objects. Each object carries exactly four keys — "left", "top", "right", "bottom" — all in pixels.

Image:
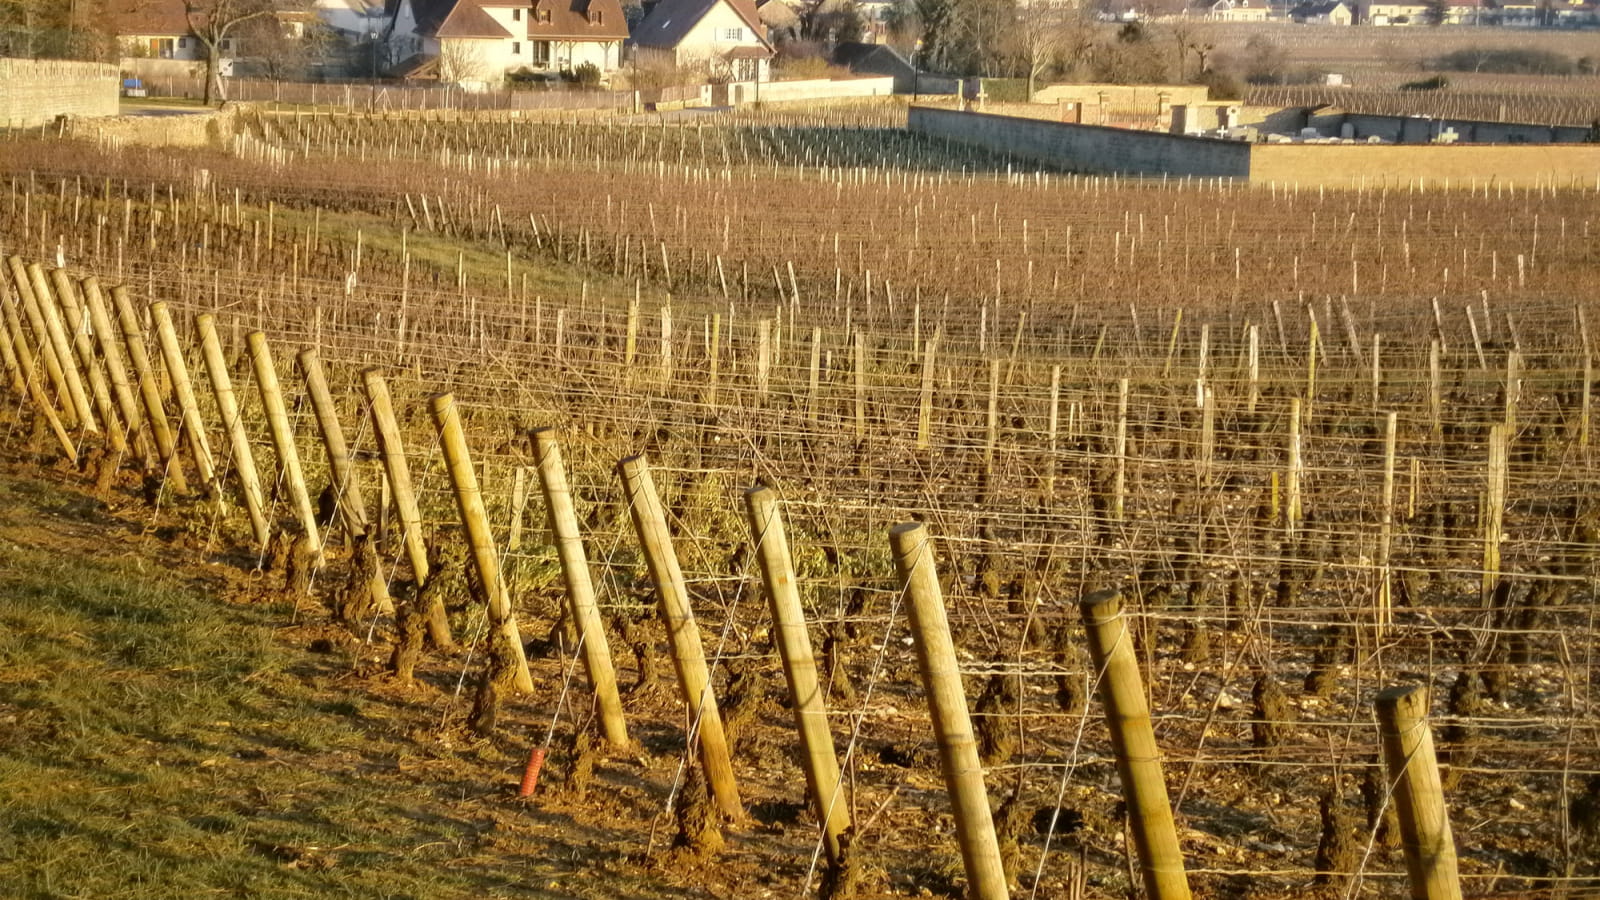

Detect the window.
[
  {"left": 590, "top": 10, "right": 603, "bottom": 24},
  {"left": 723, "top": 27, "right": 742, "bottom": 40},
  {"left": 512, "top": 41, "right": 521, "bottom": 54},
  {"left": 534, "top": 40, "right": 551, "bottom": 64},
  {"left": 538, "top": 8, "right": 551, "bottom": 21},
  {"left": 512, "top": 7, "right": 521, "bottom": 19}
]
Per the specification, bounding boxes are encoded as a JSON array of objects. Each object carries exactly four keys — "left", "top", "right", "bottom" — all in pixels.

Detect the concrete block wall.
[
  {"left": 908, "top": 106, "right": 1253, "bottom": 178},
  {"left": 0, "top": 58, "right": 120, "bottom": 128}
]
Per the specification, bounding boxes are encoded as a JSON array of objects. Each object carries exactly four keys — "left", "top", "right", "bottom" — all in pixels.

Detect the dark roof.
[
  {"left": 527, "top": 0, "right": 629, "bottom": 40},
  {"left": 108, "top": 0, "right": 194, "bottom": 36},
  {"left": 1291, "top": 0, "right": 1346, "bottom": 12},
  {"left": 387, "top": 51, "right": 439, "bottom": 77},
  {"left": 633, "top": 0, "right": 768, "bottom": 50},
  {"left": 430, "top": 0, "right": 513, "bottom": 37},
  {"left": 832, "top": 40, "right": 909, "bottom": 71}
]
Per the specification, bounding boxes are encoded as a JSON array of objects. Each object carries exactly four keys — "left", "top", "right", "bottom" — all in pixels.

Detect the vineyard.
[{"left": 0, "top": 106, "right": 1597, "bottom": 899}]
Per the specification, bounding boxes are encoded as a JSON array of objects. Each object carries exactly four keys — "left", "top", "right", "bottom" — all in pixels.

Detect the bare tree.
[
  {"left": 1013, "top": 0, "right": 1069, "bottom": 100},
  {"left": 183, "top": 0, "right": 281, "bottom": 105},
  {"left": 436, "top": 39, "right": 491, "bottom": 87}
]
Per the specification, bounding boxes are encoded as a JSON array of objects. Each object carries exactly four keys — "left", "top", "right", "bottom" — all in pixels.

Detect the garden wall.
[
  {"left": 0, "top": 58, "right": 120, "bottom": 128},
  {"left": 907, "top": 106, "right": 1253, "bottom": 177},
  {"left": 1249, "top": 143, "right": 1600, "bottom": 187}
]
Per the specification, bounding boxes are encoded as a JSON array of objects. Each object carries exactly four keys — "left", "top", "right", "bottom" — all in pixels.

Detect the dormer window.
[
  {"left": 590, "top": 9, "right": 603, "bottom": 23},
  {"left": 538, "top": 7, "right": 551, "bottom": 21}
]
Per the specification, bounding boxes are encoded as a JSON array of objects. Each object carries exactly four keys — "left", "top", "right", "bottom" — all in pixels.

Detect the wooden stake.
[
  {"left": 1287, "top": 397, "right": 1303, "bottom": 538},
  {"left": 1483, "top": 424, "right": 1507, "bottom": 603},
  {"left": 197, "top": 314, "right": 270, "bottom": 550},
  {"left": 1, "top": 282, "right": 75, "bottom": 462},
  {"left": 81, "top": 277, "right": 151, "bottom": 468},
  {"left": 363, "top": 369, "right": 452, "bottom": 646},
  {"left": 745, "top": 486, "right": 850, "bottom": 865},
  {"left": 1114, "top": 377, "right": 1129, "bottom": 521},
  {"left": 430, "top": 393, "right": 533, "bottom": 693},
  {"left": 1378, "top": 411, "right": 1397, "bottom": 634},
  {"left": 22, "top": 260, "right": 94, "bottom": 432},
  {"left": 1375, "top": 686, "right": 1462, "bottom": 900},
  {"left": 616, "top": 454, "right": 741, "bottom": 818},
  {"left": 150, "top": 301, "right": 216, "bottom": 493},
  {"left": 531, "top": 428, "right": 628, "bottom": 749},
  {"left": 48, "top": 268, "right": 123, "bottom": 454},
  {"left": 888, "top": 523, "right": 1008, "bottom": 900},
  {"left": 298, "top": 348, "right": 370, "bottom": 535},
  {"left": 115, "top": 288, "right": 187, "bottom": 493},
  {"left": 1080, "top": 589, "right": 1191, "bottom": 900},
  {"left": 248, "top": 332, "right": 319, "bottom": 557}
]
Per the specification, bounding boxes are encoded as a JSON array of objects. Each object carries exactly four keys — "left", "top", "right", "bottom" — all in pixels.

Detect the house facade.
[
  {"left": 386, "top": 0, "right": 627, "bottom": 87},
  {"left": 109, "top": 0, "right": 240, "bottom": 61},
  {"left": 1289, "top": 0, "right": 1353, "bottom": 22},
  {"left": 1199, "top": 0, "right": 1272, "bottom": 20},
  {"left": 631, "top": 0, "right": 773, "bottom": 82}
]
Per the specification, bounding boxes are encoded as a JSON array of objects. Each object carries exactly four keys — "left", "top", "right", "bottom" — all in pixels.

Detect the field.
[{"left": 0, "top": 102, "right": 1598, "bottom": 899}]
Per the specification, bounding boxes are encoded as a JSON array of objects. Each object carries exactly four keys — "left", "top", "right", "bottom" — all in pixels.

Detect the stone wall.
[
  {"left": 908, "top": 106, "right": 1253, "bottom": 178},
  {"left": 1249, "top": 143, "right": 1600, "bottom": 188},
  {"left": 910, "top": 106, "right": 1600, "bottom": 188},
  {"left": 63, "top": 104, "right": 253, "bottom": 150},
  {"left": 0, "top": 58, "right": 120, "bottom": 128},
  {"left": 1314, "top": 112, "right": 1594, "bottom": 144},
  {"left": 714, "top": 76, "right": 897, "bottom": 107}
]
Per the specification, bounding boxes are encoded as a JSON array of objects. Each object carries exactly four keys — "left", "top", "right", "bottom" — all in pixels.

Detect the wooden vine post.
[
  {"left": 113, "top": 287, "right": 186, "bottom": 493},
  {"left": 24, "top": 260, "right": 96, "bottom": 433},
  {"left": 5, "top": 256, "right": 74, "bottom": 427},
  {"left": 530, "top": 428, "right": 628, "bottom": 749},
  {"left": 1375, "top": 685, "right": 1462, "bottom": 900},
  {"left": 150, "top": 301, "right": 217, "bottom": 494},
  {"left": 888, "top": 522, "right": 1008, "bottom": 900},
  {"left": 745, "top": 486, "right": 850, "bottom": 865},
  {"left": 0, "top": 280, "right": 76, "bottom": 462},
  {"left": 47, "top": 268, "right": 124, "bottom": 455},
  {"left": 363, "top": 369, "right": 453, "bottom": 648},
  {"left": 617, "top": 454, "right": 742, "bottom": 819},
  {"left": 1483, "top": 424, "right": 1507, "bottom": 602},
  {"left": 430, "top": 393, "right": 534, "bottom": 694},
  {"left": 80, "top": 277, "right": 152, "bottom": 469},
  {"left": 247, "top": 332, "right": 320, "bottom": 559},
  {"left": 1080, "top": 589, "right": 1191, "bottom": 900},
  {"left": 196, "top": 314, "right": 270, "bottom": 550},
  {"left": 298, "top": 348, "right": 371, "bottom": 535}
]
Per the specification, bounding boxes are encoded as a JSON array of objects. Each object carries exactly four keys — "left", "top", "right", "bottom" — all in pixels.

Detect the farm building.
[{"left": 631, "top": 0, "right": 773, "bottom": 82}]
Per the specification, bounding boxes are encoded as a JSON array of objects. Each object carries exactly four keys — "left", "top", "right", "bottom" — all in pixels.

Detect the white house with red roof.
[
  {"left": 631, "top": 0, "right": 773, "bottom": 82},
  {"left": 385, "top": 0, "right": 628, "bottom": 86}
]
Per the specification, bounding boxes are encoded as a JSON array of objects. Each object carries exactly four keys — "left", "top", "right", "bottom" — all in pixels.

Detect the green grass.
[{"left": 0, "top": 475, "right": 661, "bottom": 900}]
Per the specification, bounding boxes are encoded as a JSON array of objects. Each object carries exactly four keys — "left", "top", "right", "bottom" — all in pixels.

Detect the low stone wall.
[
  {"left": 63, "top": 104, "right": 253, "bottom": 150},
  {"left": 1249, "top": 143, "right": 1600, "bottom": 188},
  {"left": 0, "top": 58, "right": 120, "bottom": 128},
  {"left": 716, "top": 76, "right": 896, "bottom": 107},
  {"left": 908, "top": 106, "right": 1253, "bottom": 178},
  {"left": 1309, "top": 111, "right": 1593, "bottom": 144},
  {"left": 909, "top": 106, "right": 1600, "bottom": 188}
]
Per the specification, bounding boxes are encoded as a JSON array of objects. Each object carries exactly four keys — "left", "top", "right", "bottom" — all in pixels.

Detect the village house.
[
  {"left": 631, "top": 0, "right": 773, "bottom": 82},
  {"left": 109, "top": 0, "right": 241, "bottom": 62},
  {"left": 1196, "top": 0, "right": 1272, "bottom": 21},
  {"left": 385, "top": 0, "right": 628, "bottom": 87},
  {"left": 1289, "top": 0, "right": 1353, "bottom": 22}
]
